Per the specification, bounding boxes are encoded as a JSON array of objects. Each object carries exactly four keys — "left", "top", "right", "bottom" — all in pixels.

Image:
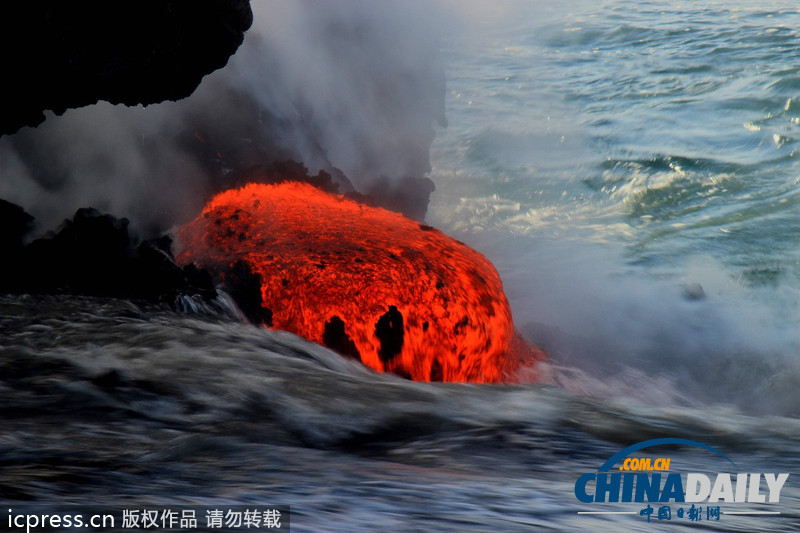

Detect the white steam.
[
  {"left": 0, "top": 0, "right": 446, "bottom": 234},
  {"left": 466, "top": 232, "right": 800, "bottom": 415},
  {"left": 233, "top": 1, "right": 447, "bottom": 182}
]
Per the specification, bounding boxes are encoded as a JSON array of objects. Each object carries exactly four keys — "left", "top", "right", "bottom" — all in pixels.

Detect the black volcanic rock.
[
  {"left": 0, "top": 200, "right": 215, "bottom": 303},
  {"left": 221, "top": 260, "right": 273, "bottom": 326},
  {"left": 0, "top": 0, "right": 253, "bottom": 136},
  {"left": 225, "top": 162, "right": 437, "bottom": 221},
  {"left": 375, "top": 305, "right": 404, "bottom": 363},
  {"left": 364, "top": 176, "right": 436, "bottom": 222},
  {"left": 0, "top": 199, "right": 35, "bottom": 251},
  {"left": 322, "top": 316, "right": 361, "bottom": 362},
  {"left": 224, "top": 160, "right": 350, "bottom": 196}
]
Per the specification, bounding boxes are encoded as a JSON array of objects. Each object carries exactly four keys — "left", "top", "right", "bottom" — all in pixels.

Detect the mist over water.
[{"left": 471, "top": 233, "right": 800, "bottom": 414}]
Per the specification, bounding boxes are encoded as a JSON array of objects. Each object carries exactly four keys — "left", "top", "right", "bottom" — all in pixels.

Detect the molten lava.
[{"left": 176, "top": 181, "right": 544, "bottom": 383}]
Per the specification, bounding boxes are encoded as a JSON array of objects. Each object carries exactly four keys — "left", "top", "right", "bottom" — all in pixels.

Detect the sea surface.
[{"left": 4, "top": 1, "right": 800, "bottom": 531}]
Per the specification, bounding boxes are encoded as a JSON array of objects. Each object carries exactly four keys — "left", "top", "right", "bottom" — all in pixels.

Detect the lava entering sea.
[{"left": 176, "top": 181, "right": 544, "bottom": 383}]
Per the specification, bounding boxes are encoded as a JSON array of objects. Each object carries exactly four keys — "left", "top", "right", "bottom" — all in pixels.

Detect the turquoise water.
[{"left": 432, "top": 0, "right": 800, "bottom": 283}]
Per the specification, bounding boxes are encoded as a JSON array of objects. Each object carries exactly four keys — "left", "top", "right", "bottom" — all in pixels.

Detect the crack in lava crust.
[{"left": 176, "top": 182, "right": 544, "bottom": 383}]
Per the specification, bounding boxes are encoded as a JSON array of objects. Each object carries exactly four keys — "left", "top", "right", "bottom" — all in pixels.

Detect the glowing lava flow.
[{"left": 176, "top": 182, "right": 544, "bottom": 383}]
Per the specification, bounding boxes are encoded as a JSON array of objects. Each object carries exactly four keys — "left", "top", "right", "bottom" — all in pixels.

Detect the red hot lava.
[{"left": 176, "top": 182, "right": 544, "bottom": 383}]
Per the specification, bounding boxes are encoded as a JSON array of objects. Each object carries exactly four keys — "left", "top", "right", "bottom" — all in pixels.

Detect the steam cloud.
[
  {"left": 0, "top": 0, "right": 447, "bottom": 235},
  {"left": 471, "top": 232, "right": 800, "bottom": 415}
]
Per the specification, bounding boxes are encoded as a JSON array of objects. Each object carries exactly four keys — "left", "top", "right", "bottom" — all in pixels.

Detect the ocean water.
[
  {"left": 4, "top": 1, "right": 800, "bottom": 532},
  {"left": 430, "top": 0, "right": 800, "bottom": 415}
]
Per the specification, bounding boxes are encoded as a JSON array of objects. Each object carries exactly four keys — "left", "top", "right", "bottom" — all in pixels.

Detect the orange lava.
[{"left": 176, "top": 181, "right": 544, "bottom": 383}]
